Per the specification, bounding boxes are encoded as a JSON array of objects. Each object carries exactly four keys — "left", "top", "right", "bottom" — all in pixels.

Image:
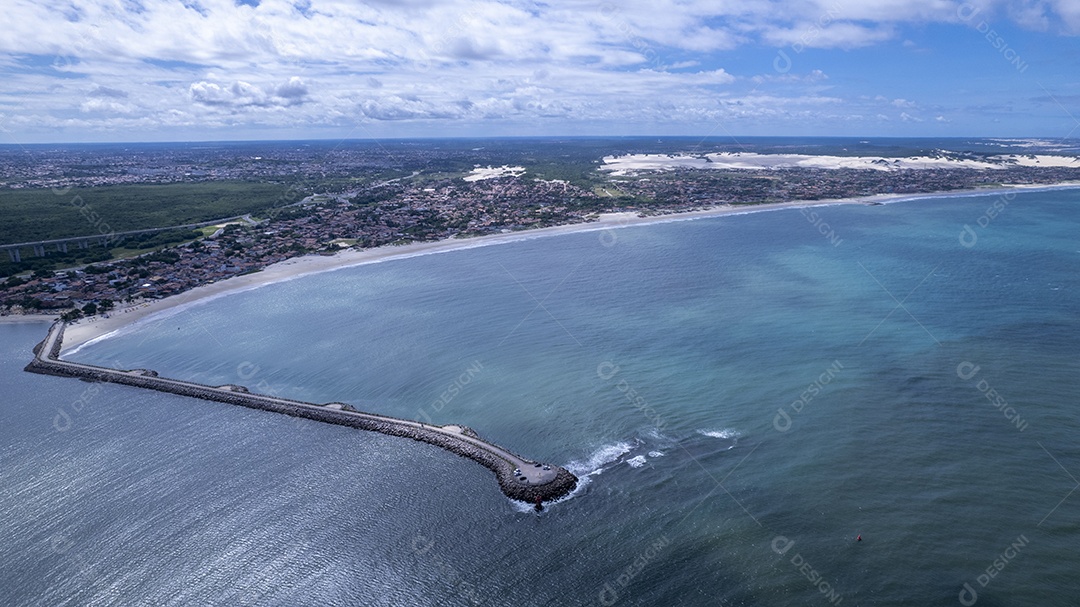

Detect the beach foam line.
[
  {"left": 59, "top": 180, "right": 1080, "bottom": 354},
  {"left": 871, "top": 182, "right": 1080, "bottom": 206},
  {"left": 64, "top": 328, "right": 121, "bottom": 357}
]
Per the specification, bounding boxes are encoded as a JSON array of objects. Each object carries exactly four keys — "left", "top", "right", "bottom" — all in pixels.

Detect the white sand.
[
  {"left": 1008, "top": 155, "right": 1080, "bottom": 168},
  {"left": 600, "top": 152, "right": 1080, "bottom": 174},
  {"left": 463, "top": 165, "right": 526, "bottom": 181},
  {"left": 53, "top": 181, "right": 1080, "bottom": 354}
]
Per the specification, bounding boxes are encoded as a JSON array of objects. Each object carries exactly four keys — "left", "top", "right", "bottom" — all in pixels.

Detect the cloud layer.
[{"left": 0, "top": 0, "right": 1077, "bottom": 141}]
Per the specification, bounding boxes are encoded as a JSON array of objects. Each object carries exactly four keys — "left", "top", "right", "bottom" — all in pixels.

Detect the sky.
[{"left": 1, "top": 0, "right": 1079, "bottom": 143}]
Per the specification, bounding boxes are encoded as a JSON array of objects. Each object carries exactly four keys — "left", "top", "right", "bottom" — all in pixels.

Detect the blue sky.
[{"left": 1, "top": 0, "right": 1079, "bottom": 143}]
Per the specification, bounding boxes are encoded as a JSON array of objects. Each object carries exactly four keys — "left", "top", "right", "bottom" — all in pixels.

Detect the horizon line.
[{"left": 2, "top": 134, "right": 1076, "bottom": 147}]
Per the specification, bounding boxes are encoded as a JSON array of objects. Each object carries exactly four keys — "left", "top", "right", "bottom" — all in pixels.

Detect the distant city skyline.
[{"left": 2, "top": 0, "right": 1079, "bottom": 143}]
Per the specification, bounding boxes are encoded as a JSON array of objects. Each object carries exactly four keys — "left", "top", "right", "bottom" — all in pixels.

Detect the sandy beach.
[{"left": 38, "top": 181, "right": 1080, "bottom": 354}]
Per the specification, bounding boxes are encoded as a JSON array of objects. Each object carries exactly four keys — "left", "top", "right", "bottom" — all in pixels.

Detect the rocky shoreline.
[{"left": 26, "top": 322, "right": 578, "bottom": 504}]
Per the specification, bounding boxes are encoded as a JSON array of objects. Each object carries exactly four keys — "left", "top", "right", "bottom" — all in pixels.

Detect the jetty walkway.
[{"left": 25, "top": 322, "right": 577, "bottom": 503}]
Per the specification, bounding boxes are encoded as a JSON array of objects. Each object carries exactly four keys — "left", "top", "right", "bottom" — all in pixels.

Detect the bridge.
[{"left": 0, "top": 215, "right": 256, "bottom": 263}]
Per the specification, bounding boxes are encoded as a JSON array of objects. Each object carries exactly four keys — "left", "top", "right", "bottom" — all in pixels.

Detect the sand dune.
[{"left": 600, "top": 152, "right": 1080, "bottom": 174}]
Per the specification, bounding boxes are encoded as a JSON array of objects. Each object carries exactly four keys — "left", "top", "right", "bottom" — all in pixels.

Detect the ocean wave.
[
  {"left": 565, "top": 441, "right": 636, "bottom": 477},
  {"left": 697, "top": 428, "right": 742, "bottom": 440},
  {"left": 64, "top": 328, "right": 121, "bottom": 357},
  {"left": 626, "top": 455, "right": 647, "bottom": 468},
  {"left": 512, "top": 441, "right": 638, "bottom": 511},
  {"left": 508, "top": 470, "right": 596, "bottom": 513},
  {"left": 643, "top": 427, "right": 672, "bottom": 442},
  {"left": 647, "top": 451, "right": 665, "bottom": 458}
]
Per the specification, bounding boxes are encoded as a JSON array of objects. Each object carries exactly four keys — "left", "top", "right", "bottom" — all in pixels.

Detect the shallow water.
[{"left": 3, "top": 189, "right": 1079, "bottom": 605}]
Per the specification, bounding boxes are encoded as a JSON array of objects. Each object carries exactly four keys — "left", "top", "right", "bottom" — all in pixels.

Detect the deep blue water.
[{"left": 3, "top": 188, "right": 1079, "bottom": 605}]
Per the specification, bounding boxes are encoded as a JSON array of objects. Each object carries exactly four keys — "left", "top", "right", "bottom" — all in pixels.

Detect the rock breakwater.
[{"left": 26, "top": 322, "right": 577, "bottom": 504}]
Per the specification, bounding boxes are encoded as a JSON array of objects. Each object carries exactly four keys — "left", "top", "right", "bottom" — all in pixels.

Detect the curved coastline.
[
  {"left": 36, "top": 180, "right": 1080, "bottom": 353},
  {"left": 27, "top": 322, "right": 578, "bottom": 504}
]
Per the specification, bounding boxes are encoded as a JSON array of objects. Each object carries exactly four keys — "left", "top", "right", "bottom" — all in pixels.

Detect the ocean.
[{"left": 2, "top": 188, "right": 1078, "bottom": 605}]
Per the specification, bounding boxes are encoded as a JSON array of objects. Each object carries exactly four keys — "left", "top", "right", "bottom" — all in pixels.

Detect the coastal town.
[{"left": 3, "top": 142, "right": 1080, "bottom": 318}]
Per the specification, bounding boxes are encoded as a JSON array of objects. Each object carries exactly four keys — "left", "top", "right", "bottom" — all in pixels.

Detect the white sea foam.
[
  {"left": 697, "top": 428, "right": 742, "bottom": 440},
  {"left": 509, "top": 499, "right": 540, "bottom": 513},
  {"left": 648, "top": 451, "right": 665, "bottom": 458},
  {"left": 511, "top": 441, "right": 638, "bottom": 511},
  {"left": 64, "top": 328, "right": 121, "bottom": 357},
  {"left": 626, "top": 455, "right": 647, "bottom": 468},
  {"left": 510, "top": 443, "right": 637, "bottom": 512},
  {"left": 508, "top": 467, "right": 596, "bottom": 513},
  {"left": 644, "top": 427, "right": 672, "bottom": 442},
  {"left": 565, "top": 441, "right": 635, "bottom": 477}
]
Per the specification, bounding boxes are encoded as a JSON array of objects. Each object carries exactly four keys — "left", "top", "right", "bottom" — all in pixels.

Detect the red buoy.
[{"left": 856, "top": 534, "right": 862, "bottom": 542}]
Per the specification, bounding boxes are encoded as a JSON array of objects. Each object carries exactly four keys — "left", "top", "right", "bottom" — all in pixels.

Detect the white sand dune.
[
  {"left": 463, "top": 165, "right": 526, "bottom": 181},
  {"left": 1007, "top": 155, "right": 1080, "bottom": 168},
  {"left": 601, "top": 152, "right": 1080, "bottom": 174}
]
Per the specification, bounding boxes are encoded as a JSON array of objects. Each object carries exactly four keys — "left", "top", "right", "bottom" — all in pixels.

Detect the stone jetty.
[{"left": 25, "top": 322, "right": 577, "bottom": 504}]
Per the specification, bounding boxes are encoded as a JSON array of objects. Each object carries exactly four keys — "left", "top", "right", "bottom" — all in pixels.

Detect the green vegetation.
[
  {"left": 521, "top": 163, "right": 602, "bottom": 190},
  {"left": 0, "top": 247, "right": 114, "bottom": 278},
  {"left": 349, "top": 189, "right": 400, "bottom": 206},
  {"left": 119, "top": 228, "right": 203, "bottom": 250},
  {"left": 0, "top": 181, "right": 309, "bottom": 245}
]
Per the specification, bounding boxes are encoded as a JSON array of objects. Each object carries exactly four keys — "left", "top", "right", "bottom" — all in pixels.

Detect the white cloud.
[
  {"left": 763, "top": 22, "right": 896, "bottom": 49},
  {"left": 0, "top": 0, "right": 1076, "bottom": 140},
  {"left": 190, "top": 77, "right": 309, "bottom": 107},
  {"left": 79, "top": 98, "right": 136, "bottom": 114},
  {"left": 752, "top": 69, "right": 829, "bottom": 84}
]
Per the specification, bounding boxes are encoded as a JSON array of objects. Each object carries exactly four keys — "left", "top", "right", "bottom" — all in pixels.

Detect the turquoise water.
[{"left": 3, "top": 189, "right": 1079, "bottom": 605}]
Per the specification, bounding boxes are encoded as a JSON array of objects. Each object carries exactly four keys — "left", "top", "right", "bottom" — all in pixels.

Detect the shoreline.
[
  {"left": 55, "top": 180, "right": 1080, "bottom": 353},
  {"left": 0, "top": 314, "right": 58, "bottom": 324}
]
